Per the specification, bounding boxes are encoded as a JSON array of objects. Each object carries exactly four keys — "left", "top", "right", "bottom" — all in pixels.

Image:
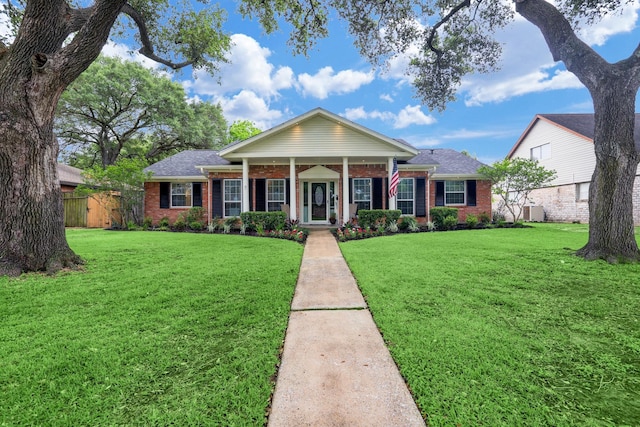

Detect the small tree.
[
  {"left": 479, "top": 158, "right": 556, "bottom": 223},
  {"left": 228, "top": 120, "right": 261, "bottom": 142},
  {"left": 77, "top": 158, "right": 152, "bottom": 228}
]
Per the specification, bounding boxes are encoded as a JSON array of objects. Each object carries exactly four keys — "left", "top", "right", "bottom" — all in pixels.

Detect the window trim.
[
  {"left": 444, "top": 180, "right": 466, "bottom": 206},
  {"left": 397, "top": 178, "right": 415, "bottom": 215},
  {"left": 223, "top": 179, "right": 242, "bottom": 217},
  {"left": 530, "top": 143, "right": 551, "bottom": 161},
  {"left": 266, "top": 179, "right": 286, "bottom": 212},
  {"left": 353, "top": 178, "right": 372, "bottom": 211},
  {"left": 170, "top": 182, "right": 193, "bottom": 208}
]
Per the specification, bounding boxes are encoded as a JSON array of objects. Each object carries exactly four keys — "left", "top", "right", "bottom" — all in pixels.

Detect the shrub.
[
  {"left": 189, "top": 221, "right": 204, "bottom": 231},
  {"left": 172, "top": 215, "right": 187, "bottom": 231},
  {"left": 399, "top": 216, "right": 419, "bottom": 232},
  {"left": 158, "top": 216, "right": 170, "bottom": 228},
  {"left": 478, "top": 211, "right": 491, "bottom": 224},
  {"left": 357, "top": 210, "right": 401, "bottom": 229},
  {"left": 465, "top": 214, "right": 478, "bottom": 229},
  {"left": 142, "top": 216, "right": 153, "bottom": 230},
  {"left": 442, "top": 215, "right": 458, "bottom": 230},
  {"left": 430, "top": 207, "right": 458, "bottom": 229},
  {"left": 387, "top": 220, "right": 399, "bottom": 233},
  {"left": 240, "top": 211, "right": 287, "bottom": 232},
  {"left": 186, "top": 206, "right": 206, "bottom": 224}
]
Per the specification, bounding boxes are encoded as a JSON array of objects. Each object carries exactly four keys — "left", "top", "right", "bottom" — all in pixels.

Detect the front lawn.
[
  {"left": 0, "top": 230, "right": 303, "bottom": 426},
  {"left": 340, "top": 223, "right": 640, "bottom": 427}
]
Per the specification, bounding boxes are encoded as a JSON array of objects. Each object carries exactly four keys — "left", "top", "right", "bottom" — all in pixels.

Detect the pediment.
[{"left": 298, "top": 165, "right": 340, "bottom": 179}]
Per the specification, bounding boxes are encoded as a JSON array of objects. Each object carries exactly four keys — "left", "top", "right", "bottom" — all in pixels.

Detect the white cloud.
[
  {"left": 380, "top": 93, "right": 394, "bottom": 102},
  {"left": 298, "top": 66, "right": 374, "bottom": 99},
  {"left": 101, "top": 40, "right": 161, "bottom": 70},
  {"left": 217, "top": 90, "right": 284, "bottom": 130},
  {"left": 394, "top": 105, "right": 436, "bottom": 128},
  {"left": 185, "top": 33, "right": 294, "bottom": 98},
  {"left": 343, "top": 105, "right": 435, "bottom": 129},
  {"left": 578, "top": 1, "right": 639, "bottom": 46}
]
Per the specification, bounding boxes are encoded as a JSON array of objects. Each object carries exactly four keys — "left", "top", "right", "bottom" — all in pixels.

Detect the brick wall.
[
  {"left": 144, "top": 181, "right": 210, "bottom": 225},
  {"left": 428, "top": 179, "right": 492, "bottom": 222}
]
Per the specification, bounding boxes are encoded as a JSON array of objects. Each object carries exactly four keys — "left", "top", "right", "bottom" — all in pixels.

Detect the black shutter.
[
  {"left": 211, "top": 179, "right": 223, "bottom": 218},
  {"left": 349, "top": 178, "right": 353, "bottom": 203},
  {"left": 416, "top": 178, "right": 426, "bottom": 217},
  {"left": 248, "top": 179, "right": 254, "bottom": 211},
  {"left": 192, "top": 182, "right": 202, "bottom": 207},
  {"left": 285, "top": 179, "right": 290, "bottom": 204},
  {"left": 467, "top": 180, "right": 477, "bottom": 206},
  {"left": 372, "top": 178, "right": 383, "bottom": 209},
  {"left": 384, "top": 178, "right": 389, "bottom": 209},
  {"left": 435, "top": 181, "right": 445, "bottom": 206},
  {"left": 255, "top": 179, "right": 266, "bottom": 211},
  {"left": 160, "top": 182, "right": 170, "bottom": 208}
]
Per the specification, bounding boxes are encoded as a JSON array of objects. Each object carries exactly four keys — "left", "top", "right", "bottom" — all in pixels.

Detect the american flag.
[{"left": 389, "top": 157, "right": 399, "bottom": 199}]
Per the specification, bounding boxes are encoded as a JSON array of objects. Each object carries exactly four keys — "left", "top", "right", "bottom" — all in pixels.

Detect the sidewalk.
[{"left": 268, "top": 229, "right": 425, "bottom": 427}]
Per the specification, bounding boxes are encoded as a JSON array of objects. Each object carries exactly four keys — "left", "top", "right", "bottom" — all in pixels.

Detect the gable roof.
[
  {"left": 144, "top": 150, "right": 227, "bottom": 180},
  {"left": 409, "top": 149, "right": 486, "bottom": 177},
  {"left": 219, "top": 107, "right": 419, "bottom": 160},
  {"left": 508, "top": 113, "right": 640, "bottom": 158},
  {"left": 58, "top": 163, "right": 84, "bottom": 187}
]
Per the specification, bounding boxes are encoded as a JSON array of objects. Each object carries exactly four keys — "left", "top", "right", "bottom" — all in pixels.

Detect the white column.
[
  {"left": 242, "top": 158, "right": 249, "bottom": 212},
  {"left": 388, "top": 157, "right": 397, "bottom": 210},
  {"left": 342, "top": 157, "right": 350, "bottom": 223},
  {"left": 289, "top": 158, "right": 297, "bottom": 221}
]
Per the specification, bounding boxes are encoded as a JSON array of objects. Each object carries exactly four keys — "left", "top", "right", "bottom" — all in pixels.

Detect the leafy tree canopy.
[
  {"left": 228, "top": 120, "right": 262, "bottom": 142},
  {"left": 56, "top": 55, "right": 229, "bottom": 169},
  {"left": 479, "top": 158, "right": 557, "bottom": 223}
]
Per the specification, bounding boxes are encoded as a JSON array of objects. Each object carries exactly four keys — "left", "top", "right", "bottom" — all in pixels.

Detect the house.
[
  {"left": 506, "top": 113, "right": 640, "bottom": 224},
  {"left": 58, "top": 163, "right": 84, "bottom": 192},
  {"left": 143, "top": 108, "right": 491, "bottom": 226}
]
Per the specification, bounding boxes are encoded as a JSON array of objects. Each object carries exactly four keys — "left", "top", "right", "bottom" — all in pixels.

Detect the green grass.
[
  {"left": 0, "top": 229, "right": 303, "bottom": 426},
  {"left": 339, "top": 223, "right": 640, "bottom": 427}
]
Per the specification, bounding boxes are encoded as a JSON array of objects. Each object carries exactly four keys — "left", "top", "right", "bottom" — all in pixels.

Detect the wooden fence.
[{"left": 63, "top": 193, "right": 120, "bottom": 228}]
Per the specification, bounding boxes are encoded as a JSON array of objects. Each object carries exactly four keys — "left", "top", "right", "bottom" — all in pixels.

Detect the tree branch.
[
  {"left": 426, "top": 0, "right": 471, "bottom": 57},
  {"left": 120, "top": 3, "right": 196, "bottom": 70}
]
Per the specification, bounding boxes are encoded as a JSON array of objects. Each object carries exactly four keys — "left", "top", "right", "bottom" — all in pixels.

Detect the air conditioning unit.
[{"left": 523, "top": 205, "right": 544, "bottom": 222}]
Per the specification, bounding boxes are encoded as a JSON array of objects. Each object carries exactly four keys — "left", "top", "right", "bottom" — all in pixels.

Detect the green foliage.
[
  {"left": 357, "top": 210, "right": 401, "bottom": 229},
  {"left": 240, "top": 211, "right": 287, "bottom": 232},
  {"left": 430, "top": 207, "right": 459, "bottom": 229},
  {"left": 478, "top": 211, "right": 491, "bottom": 224},
  {"left": 56, "top": 56, "right": 229, "bottom": 168},
  {"left": 172, "top": 215, "right": 187, "bottom": 231},
  {"left": 77, "top": 158, "right": 151, "bottom": 227},
  {"left": 228, "top": 120, "right": 261, "bottom": 142},
  {"left": 142, "top": 216, "right": 153, "bottom": 230},
  {"left": 442, "top": 215, "right": 458, "bottom": 230},
  {"left": 159, "top": 216, "right": 170, "bottom": 228},
  {"left": 478, "top": 158, "right": 556, "bottom": 223},
  {"left": 465, "top": 214, "right": 478, "bottom": 229},
  {"left": 186, "top": 207, "right": 206, "bottom": 224}
]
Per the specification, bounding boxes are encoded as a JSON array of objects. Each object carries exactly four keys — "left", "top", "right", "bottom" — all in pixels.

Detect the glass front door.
[{"left": 311, "top": 182, "right": 327, "bottom": 222}]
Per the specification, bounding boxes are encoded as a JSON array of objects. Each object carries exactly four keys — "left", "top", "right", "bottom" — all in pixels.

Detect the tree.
[
  {"left": 0, "top": 1, "right": 229, "bottom": 276},
  {"left": 478, "top": 158, "right": 557, "bottom": 223},
  {"left": 56, "top": 55, "right": 229, "bottom": 169},
  {"left": 228, "top": 119, "right": 262, "bottom": 142},
  {"left": 77, "top": 158, "right": 151, "bottom": 228},
  {"left": 239, "top": 0, "right": 640, "bottom": 261}
]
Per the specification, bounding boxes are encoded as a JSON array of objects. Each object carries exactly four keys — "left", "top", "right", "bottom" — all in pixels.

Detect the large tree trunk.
[
  {"left": 576, "top": 87, "right": 640, "bottom": 262},
  {"left": 0, "top": 107, "right": 83, "bottom": 276}
]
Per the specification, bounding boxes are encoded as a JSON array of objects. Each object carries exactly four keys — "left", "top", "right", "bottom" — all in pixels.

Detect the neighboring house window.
[
  {"left": 576, "top": 182, "right": 590, "bottom": 201},
  {"left": 397, "top": 178, "right": 414, "bottom": 215},
  {"left": 445, "top": 181, "right": 465, "bottom": 205},
  {"left": 171, "top": 183, "right": 192, "bottom": 207},
  {"left": 267, "top": 179, "right": 286, "bottom": 212},
  {"left": 530, "top": 143, "right": 551, "bottom": 161},
  {"left": 353, "top": 178, "right": 371, "bottom": 211},
  {"left": 224, "top": 179, "right": 242, "bottom": 217}
]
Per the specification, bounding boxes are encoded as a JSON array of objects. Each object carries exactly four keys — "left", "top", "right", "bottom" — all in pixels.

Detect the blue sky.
[{"left": 4, "top": 2, "right": 640, "bottom": 165}]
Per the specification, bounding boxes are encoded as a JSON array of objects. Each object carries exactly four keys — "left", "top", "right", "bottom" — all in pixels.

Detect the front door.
[{"left": 311, "top": 182, "right": 327, "bottom": 223}]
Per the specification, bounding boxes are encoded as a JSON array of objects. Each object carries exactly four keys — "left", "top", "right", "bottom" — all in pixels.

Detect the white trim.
[
  {"left": 289, "top": 158, "right": 297, "bottom": 221},
  {"left": 342, "top": 157, "right": 349, "bottom": 223}
]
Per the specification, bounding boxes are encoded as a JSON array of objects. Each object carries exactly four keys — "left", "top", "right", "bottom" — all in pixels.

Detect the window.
[
  {"left": 576, "top": 182, "right": 590, "bottom": 201},
  {"left": 224, "top": 179, "right": 242, "bottom": 217},
  {"left": 397, "top": 178, "right": 414, "bottom": 215},
  {"left": 353, "top": 178, "right": 371, "bottom": 211},
  {"left": 267, "top": 179, "right": 286, "bottom": 212},
  {"left": 171, "top": 183, "right": 192, "bottom": 207},
  {"left": 530, "top": 143, "right": 551, "bottom": 161},
  {"left": 445, "top": 181, "right": 465, "bottom": 205}
]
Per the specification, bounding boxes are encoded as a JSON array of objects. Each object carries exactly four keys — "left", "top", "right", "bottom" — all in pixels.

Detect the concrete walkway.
[{"left": 268, "top": 229, "right": 425, "bottom": 427}]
